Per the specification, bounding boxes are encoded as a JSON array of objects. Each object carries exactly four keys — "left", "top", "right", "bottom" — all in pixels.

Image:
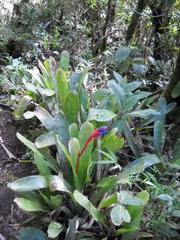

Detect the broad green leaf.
[
  {"left": 47, "top": 221, "right": 64, "bottom": 239},
  {"left": 88, "top": 108, "right": 116, "bottom": 122},
  {"left": 110, "top": 205, "right": 131, "bottom": 226},
  {"left": 34, "top": 152, "right": 51, "bottom": 176},
  {"left": 78, "top": 122, "right": 94, "bottom": 185},
  {"left": 108, "top": 80, "right": 125, "bottom": 108},
  {"left": 124, "top": 154, "right": 161, "bottom": 173},
  {"left": 98, "top": 94, "right": 119, "bottom": 113},
  {"left": 14, "top": 95, "right": 32, "bottom": 119},
  {"left": 47, "top": 175, "right": 73, "bottom": 193},
  {"left": 69, "top": 123, "right": 79, "bottom": 138},
  {"left": 121, "top": 197, "right": 145, "bottom": 206},
  {"left": 172, "top": 81, "right": 180, "bottom": 98},
  {"left": 77, "top": 69, "right": 88, "bottom": 93},
  {"left": 8, "top": 175, "right": 47, "bottom": 192},
  {"left": 100, "top": 193, "right": 118, "bottom": 208},
  {"left": 153, "top": 120, "right": 166, "bottom": 151},
  {"left": 115, "top": 47, "right": 131, "bottom": 63},
  {"left": 80, "top": 89, "right": 90, "bottom": 111},
  {"left": 15, "top": 197, "right": 48, "bottom": 212},
  {"left": 73, "top": 190, "right": 104, "bottom": 223},
  {"left": 121, "top": 191, "right": 149, "bottom": 240},
  {"left": 64, "top": 91, "right": 80, "bottom": 123},
  {"left": 124, "top": 82, "right": 141, "bottom": 94},
  {"left": 56, "top": 68, "right": 69, "bottom": 107},
  {"left": 35, "top": 131, "right": 56, "bottom": 148},
  {"left": 123, "top": 95, "right": 141, "bottom": 111},
  {"left": 93, "top": 89, "right": 110, "bottom": 101},
  {"left": 34, "top": 107, "right": 56, "bottom": 130},
  {"left": 17, "top": 227, "right": 47, "bottom": 240},
  {"left": 113, "top": 71, "right": 124, "bottom": 85},
  {"left": 102, "top": 128, "right": 124, "bottom": 153},
  {"left": 125, "top": 109, "right": 160, "bottom": 119},
  {"left": 68, "top": 138, "right": 80, "bottom": 170},
  {"left": 59, "top": 51, "right": 69, "bottom": 72}
]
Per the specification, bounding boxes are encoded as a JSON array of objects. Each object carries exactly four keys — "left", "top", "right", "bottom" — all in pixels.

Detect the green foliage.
[{"left": 6, "top": 51, "right": 178, "bottom": 239}]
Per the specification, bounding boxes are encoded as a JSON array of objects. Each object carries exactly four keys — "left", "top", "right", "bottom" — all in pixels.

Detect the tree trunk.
[
  {"left": 126, "top": 0, "right": 149, "bottom": 44},
  {"left": 100, "top": 0, "right": 116, "bottom": 52},
  {"left": 149, "top": 4, "right": 170, "bottom": 60},
  {"left": 163, "top": 50, "right": 180, "bottom": 103}
]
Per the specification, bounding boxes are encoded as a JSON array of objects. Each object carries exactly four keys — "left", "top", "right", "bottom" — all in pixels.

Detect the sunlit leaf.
[
  {"left": 47, "top": 221, "right": 64, "bottom": 239},
  {"left": 73, "top": 190, "right": 105, "bottom": 223},
  {"left": 8, "top": 175, "right": 47, "bottom": 192},
  {"left": 88, "top": 108, "right": 116, "bottom": 122}
]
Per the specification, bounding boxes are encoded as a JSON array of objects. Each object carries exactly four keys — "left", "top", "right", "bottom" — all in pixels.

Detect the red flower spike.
[{"left": 75, "top": 126, "right": 111, "bottom": 174}]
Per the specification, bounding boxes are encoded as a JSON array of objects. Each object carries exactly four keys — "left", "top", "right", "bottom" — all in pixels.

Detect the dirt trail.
[{"left": 0, "top": 106, "right": 32, "bottom": 240}]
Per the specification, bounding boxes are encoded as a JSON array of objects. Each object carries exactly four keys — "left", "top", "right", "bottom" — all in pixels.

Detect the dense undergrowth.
[{"left": 0, "top": 0, "right": 180, "bottom": 240}]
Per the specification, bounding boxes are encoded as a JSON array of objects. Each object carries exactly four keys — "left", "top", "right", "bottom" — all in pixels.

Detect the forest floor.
[{"left": 0, "top": 106, "right": 32, "bottom": 240}]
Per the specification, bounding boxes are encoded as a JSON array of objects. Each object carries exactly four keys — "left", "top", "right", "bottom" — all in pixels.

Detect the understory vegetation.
[{"left": 0, "top": 0, "right": 180, "bottom": 239}]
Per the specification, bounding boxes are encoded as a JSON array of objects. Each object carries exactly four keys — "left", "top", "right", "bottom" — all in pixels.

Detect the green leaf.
[
  {"left": 64, "top": 91, "right": 80, "bottom": 123},
  {"left": 34, "top": 152, "right": 51, "bottom": 176},
  {"left": 172, "top": 81, "right": 180, "bottom": 98},
  {"left": 80, "top": 89, "right": 90, "bottom": 111},
  {"left": 73, "top": 190, "right": 105, "bottom": 223},
  {"left": 122, "top": 120, "right": 140, "bottom": 158},
  {"left": 47, "top": 221, "right": 64, "bottom": 239},
  {"left": 17, "top": 227, "right": 47, "bottom": 240},
  {"left": 68, "top": 138, "right": 80, "bottom": 170},
  {"left": 102, "top": 128, "right": 124, "bottom": 153},
  {"left": 88, "top": 108, "right": 116, "bottom": 122},
  {"left": 17, "top": 132, "right": 37, "bottom": 153},
  {"left": 77, "top": 69, "right": 88, "bottom": 93},
  {"left": 14, "top": 95, "right": 32, "bottom": 119},
  {"left": 153, "top": 120, "right": 166, "bottom": 151},
  {"left": 8, "top": 175, "right": 47, "bottom": 192},
  {"left": 115, "top": 47, "right": 131, "bottom": 63},
  {"left": 108, "top": 80, "right": 125, "bottom": 108},
  {"left": 69, "top": 123, "right": 79, "bottom": 138},
  {"left": 124, "top": 154, "right": 161, "bottom": 173},
  {"left": 93, "top": 89, "right": 110, "bottom": 101},
  {"left": 50, "top": 195, "right": 63, "bottom": 209},
  {"left": 56, "top": 68, "right": 69, "bottom": 107},
  {"left": 14, "top": 197, "right": 48, "bottom": 212},
  {"left": 59, "top": 51, "right": 69, "bottom": 71},
  {"left": 116, "top": 226, "right": 139, "bottom": 235},
  {"left": 124, "top": 82, "right": 141, "bottom": 94},
  {"left": 110, "top": 205, "right": 131, "bottom": 226},
  {"left": 125, "top": 109, "right": 160, "bottom": 119},
  {"left": 34, "top": 107, "right": 56, "bottom": 130},
  {"left": 78, "top": 122, "right": 94, "bottom": 185},
  {"left": 113, "top": 71, "right": 124, "bottom": 85},
  {"left": 121, "top": 191, "right": 149, "bottom": 240},
  {"left": 99, "top": 193, "right": 118, "bottom": 208},
  {"left": 35, "top": 131, "right": 56, "bottom": 148},
  {"left": 121, "top": 197, "right": 145, "bottom": 206},
  {"left": 47, "top": 175, "right": 73, "bottom": 193}
]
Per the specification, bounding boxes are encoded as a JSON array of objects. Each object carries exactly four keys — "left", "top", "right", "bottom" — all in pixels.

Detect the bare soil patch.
[{"left": 0, "top": 106, "right": 32, "bottom": 240}]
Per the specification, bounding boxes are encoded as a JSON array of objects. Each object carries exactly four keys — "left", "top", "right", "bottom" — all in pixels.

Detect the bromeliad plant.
[{"left": 8, "top": 52, "right": 163, "bottom": 239}]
